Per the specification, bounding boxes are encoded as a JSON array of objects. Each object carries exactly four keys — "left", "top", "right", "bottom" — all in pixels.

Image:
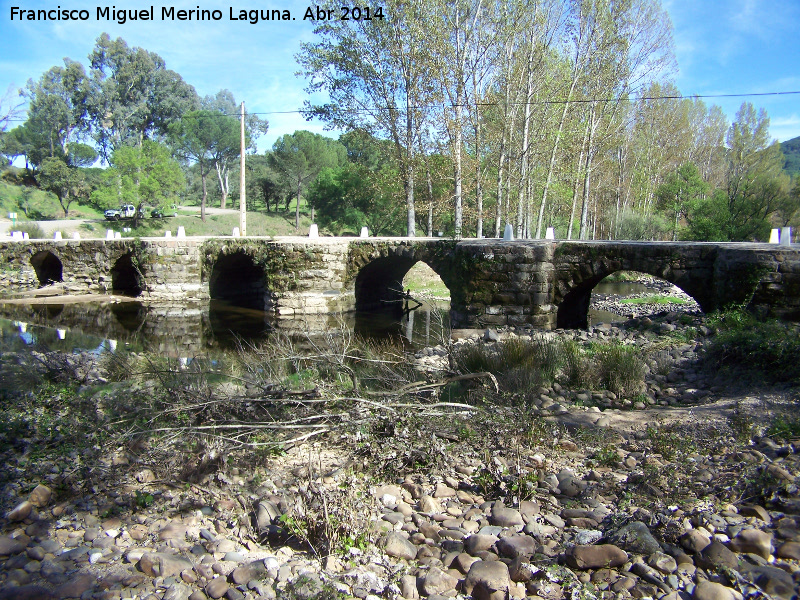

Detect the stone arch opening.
[
  {"left": 208, "top": 251, "right": 267, "bottom": 310},
  {"left": 30, "top": 251, "right": 62, "bottom": 287},
  {"left": 353, "top": 255, "right": 452, "bottom": 342},
  {"left": 355, "top": 256, "right": 452, "bottom": 312},
  {"left": 556, "top": 269, "right": 701, "bottom": 329},
  {"left": 111, "top": 252, "right": 144, "bottom": 297}
]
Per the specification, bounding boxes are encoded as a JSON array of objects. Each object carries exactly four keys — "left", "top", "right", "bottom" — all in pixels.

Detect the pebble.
[{"left": 1, "top": 312, "right": 799, "bottom": 600}]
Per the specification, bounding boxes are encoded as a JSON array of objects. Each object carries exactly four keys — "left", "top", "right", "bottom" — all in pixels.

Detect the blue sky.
[{"left": 1, "top": 0, "right": 799, "bottom": 153}]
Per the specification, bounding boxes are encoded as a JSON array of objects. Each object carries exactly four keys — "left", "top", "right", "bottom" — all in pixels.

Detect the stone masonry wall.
[
  {"left": 448, "top": 240, "right": 556, "bottom": 329},
  {"left": 198, "top": 238, "right": 355, "bottom": 317},
  {"left": 2, "top": 238, "right": 799, "bottom": 328}
]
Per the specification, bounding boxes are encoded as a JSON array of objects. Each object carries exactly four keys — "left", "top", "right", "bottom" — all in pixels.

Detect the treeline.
[
  {"left": 295, "top": 0, "right": 799, "bottom": 241},
  {"left": 0, "top": 34, "right": 267, "bottom": 221},
  {"left": 2, "top": 0, "right": 799, "bottom": 240}
]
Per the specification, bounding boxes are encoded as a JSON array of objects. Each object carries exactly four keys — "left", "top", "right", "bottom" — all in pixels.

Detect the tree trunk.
[
  {"left": 453, "top": 102, "right": 463, "bottom": 238},
  {"left": 536, "top": 88, "right": 573, "bottom": 239},
  {"left": 424, "top": 154, "right": 434, "bottom": 237},
  {"left": 201, "top": 167, "right": 207, "bottom": 223},
  {"left": 215, "top": 162, "right": 229, "bottom": 209},
  {"left": 494, "top": 148, "right": 505, "bottom": 238},
  {"left": 579, "top": 103, "right": 597, "bottom": 240},
  {"left": 295, "top": 179, "right": 301, "bottom": 231},
  {"left": 473, "top": 72, "right": 483, "bottom": 239},
  {"left": 405, "top": 93, "right": 416, "bottom": 237},
  {"left": 568, "top": 117, "right": 589, "bottom": 240},
  {"left": 516, "top": 55, "right": 534, "bottom": 238}
]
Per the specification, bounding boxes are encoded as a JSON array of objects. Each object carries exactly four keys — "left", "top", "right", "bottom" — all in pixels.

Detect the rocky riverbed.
[
  {"left": 589, "top": 276, "right": 701, "bottom": 321},
  {"left": 1, "top": 312, "right": 799, "bottom": 600}
]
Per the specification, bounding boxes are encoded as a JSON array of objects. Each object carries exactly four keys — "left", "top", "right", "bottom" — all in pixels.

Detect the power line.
[
  {"left": 3, "top": 89, "right": 799, "bottom": 124},
  {"left": 245, "top": 89, "right": 800, "bottom": 115}
]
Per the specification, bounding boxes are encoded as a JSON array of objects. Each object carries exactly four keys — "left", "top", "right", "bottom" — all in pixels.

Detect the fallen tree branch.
[{"left": 368, "top": 371, "right": 499, "bottom": 397}]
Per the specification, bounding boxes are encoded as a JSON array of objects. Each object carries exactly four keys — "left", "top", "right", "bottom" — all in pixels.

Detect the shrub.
[
  {"left": 705, "top": 308, "right": 800, "bottom": 383},
  {"left": 11, "top": 221, "right": 46, "bottom": 239},
  {"left": 595, "top": 343, "right": 646, "bottom": 396},
  {"left": 766, "top": 414, "right": 800, "bottom": 441},
  {"left": 455, "top": 335, "right": 564, "bottom": 392},
  {"left": 561, "top": 340, "right": 596, "bottom": 389}
]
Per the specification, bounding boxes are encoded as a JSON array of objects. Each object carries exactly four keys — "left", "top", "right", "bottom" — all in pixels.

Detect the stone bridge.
[{"left": 1, "top": 237, "right": 799, "bottom": 329}]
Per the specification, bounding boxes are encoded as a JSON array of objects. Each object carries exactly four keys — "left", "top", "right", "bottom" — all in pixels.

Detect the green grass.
[
  {"left": 705, "top": 308, "right": 800, "bottom": 383},
  {"left": 766, "top": 414, "right": 800, "bottom": 441},
  {"left": 620, "top": 295, "right": 689, "bottom": 305},
  {"left": 104, "top": 209, "right": 316, "bottom": 238},
  {"left": 594, "top": 343, "right": 646, "bottom": 396},
  {"left": 0, "top": 180, "right": 103, "bottom": 221},
  {"left": 456, "top": 336, "right": 563, "bottom": 392},
  {"left": 403, "top": 262, "right": 450, "bottom": 299}
]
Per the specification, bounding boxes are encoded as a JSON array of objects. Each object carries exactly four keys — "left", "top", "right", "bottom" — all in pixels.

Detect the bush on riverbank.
[
  {"left": 705, "top": 308, "right": 800, "bottom": 384},
  {"left": 454, "top": 336, "right": 647, "bottom": 398},
  {"left": 8, "top": 221, "right": 45, "bottom": 239}
]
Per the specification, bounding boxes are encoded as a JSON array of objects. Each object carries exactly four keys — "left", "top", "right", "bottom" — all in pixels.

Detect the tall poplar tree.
[{"left": 297, "top": 0, "right": 433, "bottom": 237}]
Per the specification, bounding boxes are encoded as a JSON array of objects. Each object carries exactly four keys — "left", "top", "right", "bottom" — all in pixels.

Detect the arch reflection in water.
[{"left": 207, "top": 299, "right": 273, "bottom": 347}]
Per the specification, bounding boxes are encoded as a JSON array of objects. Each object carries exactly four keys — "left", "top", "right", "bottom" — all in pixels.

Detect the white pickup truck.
[{"left": 104, "top": 204, "right": 137, "bottom": 221}]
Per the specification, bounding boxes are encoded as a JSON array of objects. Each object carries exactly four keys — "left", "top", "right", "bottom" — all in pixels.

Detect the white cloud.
[{"left": 771, "top": 114, "right": 800, "bottom": 143}]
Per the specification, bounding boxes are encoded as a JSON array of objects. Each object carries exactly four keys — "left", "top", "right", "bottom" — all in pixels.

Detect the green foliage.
[
  {"left": 18, "top": 59, "right": 90, "bottom": 169},
  {"left": 781, "top": 135, "right": 800, "bottom": 177},
  {"left": 594, "top": 343, "right": 646, "bottom": 397},
  {"left": 269, "top": 130, "right": 347, "bottom": 229},
  {"left": 91, "top": 141, "right": 184, "bottom": 216},
  {"left": 88, "top": 34, "right": 198, "bottom": 162},
  {"left": 134, "top": 490, "right": 155, "bottom": 508},
  {"left": 705, "top": 308, "right": 800, "bottom": 383},
  {"left": 656, "top": 163, "right": 709, "bottom": 241},
  {"left": 168, "top": 108, "right": 239, "bottom": 214},
  {"left": 36, "top": 157, "right": 89, "bottom": 217},
  {"left": 67, "top": 143, "right": 98, "bottom": 167},
  {"left": 686, "top": 103, "right": 787, "bottom": 242},
  {"left": 593, "top": 445, "right": 620, "bottom": 467},
  {"left": 308, "top": 162, "right": 404, "bottom": 236},
  {"left": 766, "top": 414, "right": 800, "bottom": 441},
  {"left": 614, "top": 209, "right": 670, "bottom": 241}
]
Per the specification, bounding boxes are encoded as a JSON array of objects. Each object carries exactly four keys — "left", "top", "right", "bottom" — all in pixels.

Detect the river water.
[
  {"left": 0, "top": 298, "right": 452, "bottom": 357},
  {"left": 0, "top": 281, "right": 648, "bottom": 356}
]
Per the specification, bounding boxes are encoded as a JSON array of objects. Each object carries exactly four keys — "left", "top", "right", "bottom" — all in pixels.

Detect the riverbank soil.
[{"left": 0, "top": 304, "right": 799, "bottom": 599}]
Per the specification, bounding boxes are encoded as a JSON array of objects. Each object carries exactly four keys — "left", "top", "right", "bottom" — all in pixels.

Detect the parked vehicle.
[
  {"left": 151, "top": 204, "right": 178, "bottom": 218},
  {"left": 104, "top": 204, "right": 137, "bottom": 221}
]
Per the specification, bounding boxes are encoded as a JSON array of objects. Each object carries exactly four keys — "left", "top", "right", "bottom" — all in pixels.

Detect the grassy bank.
[
  {"left": 0, "top": 180, "right": 103, "bottom": 221},
  {"left": 88, "top": 209, "right": 315, "bottom": 238}
]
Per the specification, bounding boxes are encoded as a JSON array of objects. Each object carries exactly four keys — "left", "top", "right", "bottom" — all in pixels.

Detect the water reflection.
[
  {"left": 588, "top": 280, "right": 655, "bottom": 326},
  {"left": 0, "top": 298, "right": 452, "bottom": 355},
  {"left": 592, "top": 281, "right": 652, "bottom": 296},
  {"left": 354, "top": 300, "right": 450, "bottom": 348}
]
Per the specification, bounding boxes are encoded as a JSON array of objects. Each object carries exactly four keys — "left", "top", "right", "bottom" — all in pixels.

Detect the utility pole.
[{"left": 239, "top": 101, "right": 247, "bottom": 236}]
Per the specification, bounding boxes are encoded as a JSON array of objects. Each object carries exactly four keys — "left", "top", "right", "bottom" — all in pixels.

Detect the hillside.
[{"left": 782, "top": 135, "right": 800, "bottom": 176}]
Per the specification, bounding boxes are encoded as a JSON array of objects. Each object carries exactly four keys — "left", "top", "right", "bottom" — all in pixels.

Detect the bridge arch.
[
  {"left": 553, "top": 247, "right": 713, "bottom": 328},
  {"left": 111, "top": 252, "right": 144, "bottom": 297},
  {"left": 208, "top": 250, "right": 267, "bottom": 310},
  {"left": 349, "top": 242, "right": 457, "bottom": 314},
  {"left": 30, "top": 250, "right": 63, "bottom": 287}
]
